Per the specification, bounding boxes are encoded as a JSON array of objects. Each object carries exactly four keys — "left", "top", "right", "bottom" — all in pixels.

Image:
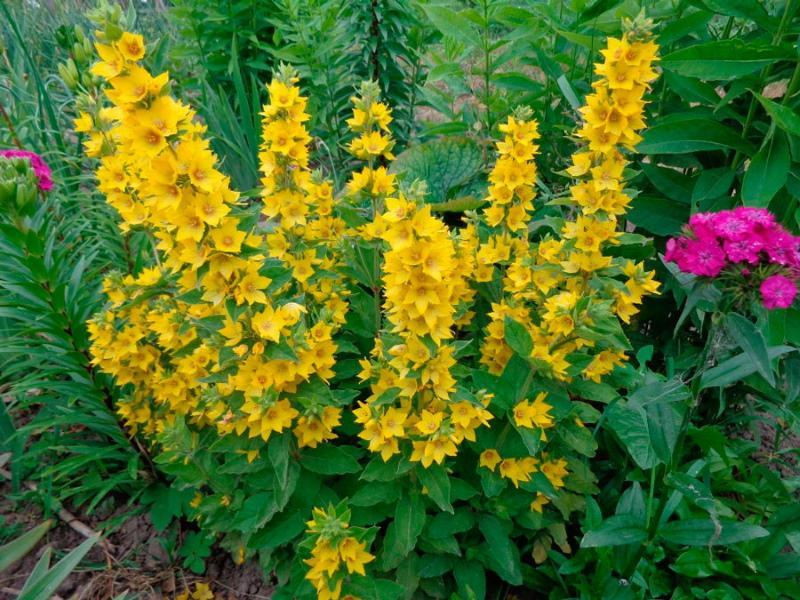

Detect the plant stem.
[
  {"left": 0, "top": 100, "right": 23, "bottom": 148},
  {"left": 482, "top": 0, "right": 492, "bottom": 137},
  {"left": 731, "top": 0, "right": 797, "bottom": 169}
]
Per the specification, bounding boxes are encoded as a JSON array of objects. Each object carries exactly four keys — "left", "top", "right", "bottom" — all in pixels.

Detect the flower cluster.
[
  {"left": 356, "top": 196, "right": 490, "bottom": 466},
  {"left": 344, "top": 81, "right": 398, "bottom": 210},
  {"left": 346, "top": 82, "right": 395, "bottom": 163},
  {"left": 471, "top": 24, "right": 660, "bottom": 516},
  {"left": 303, "top": 505, "right": 375, "bottom": 600},
  {"left": 666, "top": 207, "right": 799, "bottom": 310},
  {"left": 0, "top": 149, "right": 53, "bottom": 192},
  {"left": 482, "top": 110, "right": 540, "bottom": 232},
  {"left": 84, "top": 30, "right": 346, "bottom": 456}
]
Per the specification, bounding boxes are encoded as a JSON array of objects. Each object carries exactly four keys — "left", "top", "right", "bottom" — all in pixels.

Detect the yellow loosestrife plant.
[{"left": 79, "top": 16, "right": 660, "bottom": 599}]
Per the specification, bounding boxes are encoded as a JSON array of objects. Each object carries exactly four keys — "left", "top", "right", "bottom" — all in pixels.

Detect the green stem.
[
  {"left": 731, "top": 0, "right": 797, "bottom": 170},
  {"left": 645, "top": 465, "right": 657, "bottom": 528},
  {"left": 782, "top": 56, "right": 800, "bottom": 107},
  {"left": 482, "top": 0, "right": 492, "bottom": 137}
]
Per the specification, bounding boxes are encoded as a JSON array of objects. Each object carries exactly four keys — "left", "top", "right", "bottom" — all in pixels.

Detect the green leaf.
[
  {"left": 349, "top": 481, "right": 400, "bottom": 507},
  {"left": 381, "top": 491, "right": 426, "bottom": 569},
  {"left": 661, "top": 40, "right": 791, "bottom": 80},
  {"left": 428, "top": 509, "right": 475, "bottom": 538},
  {"left": 639, "top": 117, "right": 755, "bottom": 155},
  {"left": 640, "top": 163, "right": 693, "bottom": 203},
  {"left": 391, "top": 137, "right": 484, "bottom": 204},
  {"left": 0, "top": 520, "right": 52, "bottom": 572},
  {"left": 142, "top": 485, "right": 191, "bottom": 532},
  {"left": 454, "top": 560, "right": 486, "bottom": 600},
  {"left": 347, "top": 577, "right": 405, "bottom": 600},
  {"left": 478, "top": 515, "right": 522, "bottom": 585},
  {"left": 269, "top": 432, "right": 290, "bottom": 489},
  {"left": 503, "top": 316, "right": 532, "bottom": 357},
  {"left": 361, "top": 455, "right": 413, "bottom": 482},
  {"left": 699, "top": 0, "right": 774, "bottom": 30},
  {"left": 20, "top": 534, "right": 98, "bottom": 600},
  {"left": 417, "top": 465, "right": 453, "bottom": 513},
  {"left": 581, "top": 515, "right": 647, "bottom": 548},
  {"left": 659, "top": 519, "right": 769, "bottom": 546},
  {"left": 742, "top": 130, "right": 790, "bottom": 207},
  {"left": 692, "top": 168, "right": 735, "bottom": 206},
  {"left": 725, "top": 313, "right": 776, "bottom": 386},
  {"left": 644, "top": 397, "right": 686, "bottom": 465},
  {"left": 248, "top": 510, "right": 305, "bottom": 551},
  {"left": 230, "top": 492, "right": 277, "bottom": 532},
  {"left": 422, "top": 5, "right": 480, "bottom": 47},
  {"left": 301, "top": 445, "right": 361, "bottom": 475},
  {"left": 556, "top": 74, "right": 581, "bottom": 112},
  {"left": 491, "top": 72, "right": 542, "bottom": 92},
  {"left": 605, "top": 401, "right": 659, "bottom": 469},
  {"left": 671, "top": 548, "right": 715, "bottom": 577},
  {"left": 665, "top": 472, "right": 725, "bottom": 517},
  {"left": 757, "top": 93, "right": 800, "bottom": 137},
  {"left": 700, "top": 345, "right": 794, "bottom": 389}
]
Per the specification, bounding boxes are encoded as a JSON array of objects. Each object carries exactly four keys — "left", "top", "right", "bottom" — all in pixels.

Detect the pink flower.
[
  {"left": 714, "top": 211, "right": 751, "bottom": 240},
  {"left": 0, "top": 149, "right": 53, "bottom": 192},
  {"left": 723, "top": 238, "right": 763, "bottom": 264},
  {"left": 760, "top": 274, "right": 797, "bottom": 310},
  {"left": 687, "top": 212, "right": 718, "bottom": 240},
  {"left": 763, "top": 232, "right": 798, "bottom": 267},
  {"left": 682, "top": 238, "right": 726, "bottom": 277}
]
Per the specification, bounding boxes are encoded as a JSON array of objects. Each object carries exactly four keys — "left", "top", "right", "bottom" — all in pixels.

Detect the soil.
[
  {"left": 0, "top": 482, "right": 274, "bottom": 600},
  {"left": 735, "top": 410, "right": 800, "bottom": 480}
]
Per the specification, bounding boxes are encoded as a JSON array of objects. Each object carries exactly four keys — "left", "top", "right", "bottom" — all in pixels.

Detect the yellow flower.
[
  {"left": 115, "top": 32, "right": 146, "bottom": 62},
  {"left": 530, "top": 493, "right": 550, "bottom": 513},
  {"left": 512, "top": 392, "right": 554, "bottom": 430},
  {"left": 210, "top": 218, "right": 246, "bottom": 254},
  {"left": 479, "top": 448, "right": 502, "bottom": 471},
  {"left": 337, "top": 537, "right": 374, "bottom": 575},
  {"left": 541, "top": 457, "right": 569, "bottom": 488}
]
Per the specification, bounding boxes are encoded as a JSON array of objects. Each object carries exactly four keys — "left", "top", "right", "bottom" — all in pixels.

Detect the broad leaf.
[
  {"left": 700, "top": 345, "right": 794, "bottom": 389},
  {"left": 422, "top": 5, "right": 480, "bottom": 47},
  {"left": 417, "top": 464, "right": 453, "bottom": 513},
  {"left": 391, "top": 137, "right": 484, "bottom": 205},
  {"left": 478, "top": 515, "right": 522, "bottom": 585},
  {"left": 639, "top": 117, "right": 755, "bottom": 155},
  {"left": 581, "top": 515, "right": 647, "bottom": 548},
  {"left": 724, "top": 313, "right": 775, "bottom": 385},
  {"left": 381, "top": 491, "right": 426, "bottom": 569},
  {"left": 757, "top": 93, "right": 800, "bottom": 137},
  {"left": 659, "top": 519, "right": 769, "bottom": 546},
  {"left": 661, "top": 40, "right": 791, "bottom": 80},
  {"left": 300, "top": 445, "right": 361, "bottom": 475},
  {"left": 742, "top": 131, "right": 790, "bottom": 207}
]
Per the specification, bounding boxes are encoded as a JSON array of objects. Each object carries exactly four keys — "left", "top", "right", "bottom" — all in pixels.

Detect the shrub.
[
  {"left": 74, "top": 9, "right": 664, "bottom": 596},
  {"left": 67, "top": 5, "right": 670, "bottom": 595}
]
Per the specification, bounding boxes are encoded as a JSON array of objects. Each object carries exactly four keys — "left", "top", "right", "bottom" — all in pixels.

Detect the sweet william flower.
[
  {"left": 0, "top": 149, "right": 53, "bottom": 191},
  {"left": 760, "top": 274, "right": 797, "bottom": 310},
  {"left": 681, "top": 238, "right": 726, "bottom": 277}
]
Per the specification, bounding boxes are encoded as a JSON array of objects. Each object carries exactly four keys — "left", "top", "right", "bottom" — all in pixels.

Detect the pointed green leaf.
[{"left": 742, "top": 131, "right": 790, "bottom": 207}]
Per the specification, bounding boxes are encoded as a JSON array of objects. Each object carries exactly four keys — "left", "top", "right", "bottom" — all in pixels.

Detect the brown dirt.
[
  {"left": 738, "top": 414, "right": 800, "bottom": 480},
  {"left": 0, "top": 483, "right": 274, "bottom": 599}
]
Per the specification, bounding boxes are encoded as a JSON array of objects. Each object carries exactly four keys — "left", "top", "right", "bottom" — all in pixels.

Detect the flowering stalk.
[
  {"left": 471, "top": 19, "right": 661, "bottom": 507},
  {"left": 303, "top": 505, "right": 375, "bottom": 600}
]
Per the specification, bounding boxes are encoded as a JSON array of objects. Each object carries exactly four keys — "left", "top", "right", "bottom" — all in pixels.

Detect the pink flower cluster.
[
  {"left": 666, "top": 207, "right": 799, "bottom": 310},
  {"left": 0, "top": 149, "right": 53, "bottom": 192}
]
